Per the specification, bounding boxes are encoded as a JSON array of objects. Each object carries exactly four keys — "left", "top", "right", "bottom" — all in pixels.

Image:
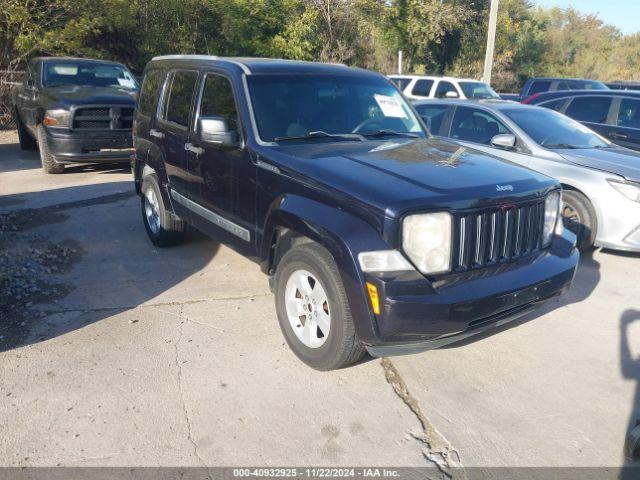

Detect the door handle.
[
  {"left": 611, "top": 132, "right": 628, "bottom": 139},
  {"left": 184, "top": 143, "right": 205, "bottom": 155},
  {"left": 150, "top": 129, "right": 165, "bottom": 139}
]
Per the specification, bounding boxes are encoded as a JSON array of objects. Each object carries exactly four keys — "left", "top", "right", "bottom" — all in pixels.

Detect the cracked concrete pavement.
[{"left": 1, "top": 132, "right": 639, "bottom": 468}]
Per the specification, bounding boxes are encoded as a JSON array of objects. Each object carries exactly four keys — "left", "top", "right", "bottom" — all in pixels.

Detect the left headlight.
[
  {"left": 402, "top": 212, "right": 452, "bottom": 275},
  {"left": 43, "top": 109, "right": 71, "bottom": 127},
  {"left": 608, "top": 179, "right": 640, "bottom": 203},
  {"left": 542, "top": 190, "right": 562, "bottom": 247}
]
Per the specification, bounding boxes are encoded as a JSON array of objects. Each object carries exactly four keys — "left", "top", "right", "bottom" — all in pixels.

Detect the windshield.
[
  {"left": 459, "top": 81, "right": 500, "bottom": 99},
  {"left": 43, "top": 61, "right": 138, "bottom": 90},
  {"left": 247, "top": 74, "right": 425, "bottom": 142},
  {"left": 504, "top": 107, "right": 609, "bottom": 149}
]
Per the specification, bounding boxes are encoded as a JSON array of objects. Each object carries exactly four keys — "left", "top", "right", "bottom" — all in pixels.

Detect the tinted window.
[
  {"left": 138, "top": 69, "right": 165, "bottom": 117},
  {"left": 450, "top": 107, "right": 509, "bottom": 144},
  {"left": 247, "top": 74, "right": 425, "bottom": 142},
  {"left": 414, "top": 104, "right": 448, "bottom": 134},
  {"left": 391, "top": 77, "right": 411, "bottom": 90},
  {"left": 503, "top": 107, "right": 608, "bottom": 149},
  {"left": 538, "top": 98, "right": 567, "bottom": 112},
  {"left": 458, "top": 81, "right": 499, "bottom": 99},
  {"left": 412, "top": 79, "right": 434, "bottom": 97},
  {"left": 528, "top": 80, "right": 551, "bottom": 95},
  {"left": 617, "top": 98, "right": 640, "bottom": 129},
  {"left": 163, "top": 71, "right": 198, "bottom": 127},
  {"left": 565, "top": 96, "right": 612, "bottom": 123},
  {"left": 434, "top": 81, "right": 457, "bottom": 98},
  {"left": 200, "top": 74, "right": 238, "bottom": 131}
]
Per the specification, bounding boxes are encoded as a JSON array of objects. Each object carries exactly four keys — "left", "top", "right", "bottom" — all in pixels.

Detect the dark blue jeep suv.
[{"left": 132, "top": 56, "right": 579, "bottom": 370}]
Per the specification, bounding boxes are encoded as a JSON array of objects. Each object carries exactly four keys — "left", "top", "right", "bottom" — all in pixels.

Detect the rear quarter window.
[{"left": 138, "top": 69, "right": 165, "bottom": 117}]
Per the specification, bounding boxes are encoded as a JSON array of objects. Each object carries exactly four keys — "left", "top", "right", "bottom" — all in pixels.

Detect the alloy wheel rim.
[
  {"left": 562, "top": 201, "right": 582, "bottom": 235},
  {"left": 284, "top": 269, "right": 331, "bottom": 348},
  {"left": 144, "top": 188, "right": 161, "bottom": 235}
]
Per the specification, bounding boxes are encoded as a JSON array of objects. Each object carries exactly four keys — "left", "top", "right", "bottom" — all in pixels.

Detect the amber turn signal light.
[{"left": 366, "top": 282, "right": 380, "bottom": 315}]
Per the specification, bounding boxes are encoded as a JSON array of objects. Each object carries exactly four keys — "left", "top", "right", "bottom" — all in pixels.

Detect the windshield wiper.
[
  {"left": 274, "top": 131, "right": 364, "bottom": 142},
  {"left": 543, "top": 143, "right": 584, "bottom": 149},
  {"left": 362, "top": 129, "right": 419, "bottom": 138}
]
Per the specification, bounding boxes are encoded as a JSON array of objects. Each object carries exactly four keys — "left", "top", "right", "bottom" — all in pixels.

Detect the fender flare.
[{"left": 260, "top": 194, "right": 390, "bottom": 343}]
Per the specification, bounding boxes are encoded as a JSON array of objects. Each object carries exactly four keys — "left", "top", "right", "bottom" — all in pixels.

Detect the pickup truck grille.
[
  {"left": 452, "top": 199, "right": 545, "bottom": 271},
  {"left": 72, "top": 106, "right": 134, "bottom": 131}
]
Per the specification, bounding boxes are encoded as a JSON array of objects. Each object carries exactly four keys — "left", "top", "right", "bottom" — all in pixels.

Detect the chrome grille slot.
[{"left": 453, "top": 199, "right": 545, "bottom": 272}]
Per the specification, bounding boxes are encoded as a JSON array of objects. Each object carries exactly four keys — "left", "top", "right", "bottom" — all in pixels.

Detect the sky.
[{"left": 535, "top": 0, "right": 639, "bottom": 34}]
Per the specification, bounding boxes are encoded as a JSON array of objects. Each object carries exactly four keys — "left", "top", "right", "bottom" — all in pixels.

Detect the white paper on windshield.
[
  {"left": 118, "top": 78, "right": 136, "bottom": 88},
  {"left": 374, "top": 94, "right": 407, "bottom": 118}
]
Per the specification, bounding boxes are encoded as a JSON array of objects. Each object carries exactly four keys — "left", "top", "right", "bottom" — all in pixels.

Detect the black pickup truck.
[
  {"left": 132, "top": 56, "right": 579, "bottom": 370},
  {"left": 12, "top": 57, "right": 138, "bottom": 173}
]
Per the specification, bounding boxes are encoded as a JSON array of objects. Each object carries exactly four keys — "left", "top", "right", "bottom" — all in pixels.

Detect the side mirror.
[
  {"left": 198, "top": 116, "right": 238, "bottom": 148},
  {"left": 491, "top": 133, "right": 517, "bottom": 149},
  {"left": 445, "top": 91, "right": 459, "bottom": 99}
]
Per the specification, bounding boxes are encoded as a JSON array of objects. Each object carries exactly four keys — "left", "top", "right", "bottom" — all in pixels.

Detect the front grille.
[
  {"left": 72, "top": 106, "right": 134, "bottom": 130},
  {"left": 452, "top": 199, "right": 545, "bottom": 271}
]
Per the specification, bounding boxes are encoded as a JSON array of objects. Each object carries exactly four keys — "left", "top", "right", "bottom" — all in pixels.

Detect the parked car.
[
  {"left": 389, "top": 75, "right": 500, "bottom": 100},
  {"left": 519, "top": 77, "right": 608, "bottom": 103},
  {"left": 413, "top": 98, "right": 640, "bottom": 252},
  {"left": 12, "top": 57, "right": 138, "bottom": 173},
  {"left": 132, "top": 55, "right": 577, "bottom": 370},
  {"left": 525, "top": 90, "right": 640, "bottom": 152}
]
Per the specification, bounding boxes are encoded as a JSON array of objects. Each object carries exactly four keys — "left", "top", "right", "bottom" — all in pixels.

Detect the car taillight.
[{"left": 521, "top": 93, "right": 541, "bottom": 104}]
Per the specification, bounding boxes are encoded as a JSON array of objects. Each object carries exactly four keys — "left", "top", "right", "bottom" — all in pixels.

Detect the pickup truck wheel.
[
  {"left": 140, "top": 173, "right": 185, "bottom": 246},
  {"left": 14, "top": 109, "right": 36, "bottom": 150},
  {"left": 562, "top": 190, "right": 596, "bottom": 251},
  {"left": 274, "top": 242, "right": 366, "bottom": 370},
  {"left": 36, "top": 125, "right": 64, "bottom": 174}
]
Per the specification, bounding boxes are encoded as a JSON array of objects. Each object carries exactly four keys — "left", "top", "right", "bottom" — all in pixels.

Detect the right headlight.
[
  {"left": 608, "top": 179, "right": 640, "bottom": 203},
  {"left": 542, "top": 190, "right": 561, "bottom": 247},
  {"left": 402, "top": 212, "right": 452, "bottom": 275}
]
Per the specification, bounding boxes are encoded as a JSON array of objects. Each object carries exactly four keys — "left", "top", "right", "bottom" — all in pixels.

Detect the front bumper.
[
  {"left": 363, "top": 230, "right": 579, "bottom": 356},
  {"left": 593, "top": 188, "right": 640, "bottom": 252},
  {"left": 45, "top": 128, "right": 133, "bottom": 164}
]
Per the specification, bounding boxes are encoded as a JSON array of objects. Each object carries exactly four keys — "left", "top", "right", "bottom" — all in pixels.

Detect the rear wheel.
[
  {"left": 140, "top": 173, "right": 186, "bottom": 246},
  {"left": 14, "top": 109, "right": 36, "bottom": 150},
  {"left": 274, "top": 242, "right": 366, "bottom": 370},
  {"left": 562, "top": 190, "right": 596, "bottom": 251},
  {"left": 36, "top": 125, "right": 64, "bottom": 174}
]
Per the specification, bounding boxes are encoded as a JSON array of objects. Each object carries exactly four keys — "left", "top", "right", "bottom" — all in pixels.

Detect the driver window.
[
  {"left": 451, "top": 107, "right": 510, "bottom": 145},
  {"left": 200, "top": 74, "right": 239, "bottom": 131}
]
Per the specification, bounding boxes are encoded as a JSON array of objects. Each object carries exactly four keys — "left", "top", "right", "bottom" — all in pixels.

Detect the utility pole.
[
  {"left": 398, "top": 50, "right": 403, "bottom": 75},
  {"left": 482, "top": 0, "right": 500, "bottom": 85}
]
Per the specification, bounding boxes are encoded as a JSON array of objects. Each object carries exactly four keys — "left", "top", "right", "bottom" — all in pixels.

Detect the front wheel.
[
  {"left": 36, "top": 125, "right": 64, "bottom": 174},
  {"left": 562, "top": 190, "right": 597, "bottom": 251},
  {"left": 274, "top": 242, "right": 366, "bottom": 370},
  {"left": 140, "top": 173, "right": 186, "bottom": 246}
]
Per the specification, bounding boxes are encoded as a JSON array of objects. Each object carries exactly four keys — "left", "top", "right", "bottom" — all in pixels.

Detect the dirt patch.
[{"left": 0, "top": 235, "right": 84, "bottom": 351}]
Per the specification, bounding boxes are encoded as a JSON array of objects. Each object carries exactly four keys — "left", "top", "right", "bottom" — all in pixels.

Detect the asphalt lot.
[{"left": 0, "top": 130, "right": 639, "bottom": 469}]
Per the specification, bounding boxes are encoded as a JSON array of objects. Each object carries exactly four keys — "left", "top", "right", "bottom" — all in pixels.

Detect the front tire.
[
  {"left": 14, "top": 109, "right": 37, "bottom": 150},
  {"left": 36, "top": 125, "right": 64, "bottom": 174},
  {"left": 274, "top": 242, "right": 366, "bottom": 370},
  {"left": 140, "top": 173, "right": 186, "bottom": 246},
  {"left": 562, "top": 190, "right": 597, "bottom": 251}
]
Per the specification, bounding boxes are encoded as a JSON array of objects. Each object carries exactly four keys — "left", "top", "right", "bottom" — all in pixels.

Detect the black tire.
[
  {"left": 562, "top": 190, "right": 597, "bottom": 251},
  {"left": 140, "top": 173, "right": 186, "bottom": 246},
  {"left": 14, "top": 109, "right": 37, "bottom": 150},
  {"left": 274, "top": 242, "right": 366, "bottom": 370},
  {"left": 36, "top": 125, "right": 64, "bottom": 174}
]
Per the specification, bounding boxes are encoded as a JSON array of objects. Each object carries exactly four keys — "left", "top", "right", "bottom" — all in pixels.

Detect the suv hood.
[
  {"left": 268, "top": 137, "right": 556, "bottom": 217},
  {"left": 42, "top": 85, "right": 137, "bottom": 108},
  {"left": 556, "top": 147, "right": 640, "bottom": 182}
]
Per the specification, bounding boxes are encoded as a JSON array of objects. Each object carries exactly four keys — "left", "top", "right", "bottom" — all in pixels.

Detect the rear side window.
[
  {"left": 617, "top": 98, "right": 640, "bottom": 128},
  {"left": 450, "top": 107, "right": 510, "bottom": 145},
  {"left": 412, "top": 79, "right": 434, "bottom": 97},
  {"left": 414, "top": 104, "right": 448, "bottom": 134},
  {"left": 138, "top": 69, "right": 165, "bottom": 117},
  {"left": 565, "top": 96, "right": 612, "bottom": 123},
  {"left": 391, "top": 77, "right": 411, "bottom": 90},
  {"left": 528, "top": 80, "right": 551, "bottom": 95},
  {"left": 199, "top": 74, "right": 239, "bottom": 131},
  {"left": 163, "top": 70, "right": 199, "bottom": 127},
  {"left": 434, "top": 81, "right": 457, "bottom": 98}
]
